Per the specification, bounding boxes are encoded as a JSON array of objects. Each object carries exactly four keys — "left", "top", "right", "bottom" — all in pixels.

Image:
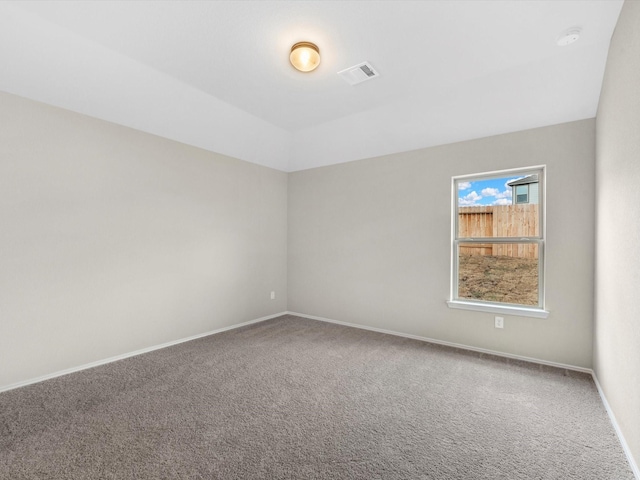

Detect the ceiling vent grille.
[{"left": 337, "top": 62, "right": 379, "bottom": 86}]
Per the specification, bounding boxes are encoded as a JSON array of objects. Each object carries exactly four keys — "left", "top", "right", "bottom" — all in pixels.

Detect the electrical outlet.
[
  {"left": 270, "top": 291, "right": 276, "bottom": 300},
  {"left": 495, "top": 316, "right": 504, "bottom": 329}
]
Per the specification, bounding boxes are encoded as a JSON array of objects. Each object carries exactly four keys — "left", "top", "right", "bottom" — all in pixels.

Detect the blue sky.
[{"left": 458, "top": 176, "right": 521, "bottom": 206}]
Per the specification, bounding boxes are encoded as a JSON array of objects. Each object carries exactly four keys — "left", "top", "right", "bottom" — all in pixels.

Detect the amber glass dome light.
[{"left": 289, "top": 42, "right": 320, "bottom": 72}]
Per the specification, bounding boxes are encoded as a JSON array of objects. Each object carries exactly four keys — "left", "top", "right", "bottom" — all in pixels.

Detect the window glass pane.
[
  {"left": 458, "top": 243, "right": 539, "bottom": 306},
  {"left": 457, "top": 201, "right": 539, "bottom": 238},
  {"left": 457, "top": 175, "right": 539, "bottom": 238},
  {"left": 515, "top": 185, "right": 528, "bottom": 204}
]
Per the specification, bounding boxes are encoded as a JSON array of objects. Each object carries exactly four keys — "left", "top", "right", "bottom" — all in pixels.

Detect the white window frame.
[{"left": 447, "top": 166, "right": 549, "bottom": 319}]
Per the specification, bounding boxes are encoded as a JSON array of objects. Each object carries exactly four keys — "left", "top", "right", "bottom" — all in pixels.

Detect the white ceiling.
[{"left": 0, "top": 1, "right": 623, "bottom": 171}]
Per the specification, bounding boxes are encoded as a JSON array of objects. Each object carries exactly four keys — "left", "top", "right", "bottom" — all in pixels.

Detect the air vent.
[{"left": 337, "top": 62, "right": 379, "bottom": 86}]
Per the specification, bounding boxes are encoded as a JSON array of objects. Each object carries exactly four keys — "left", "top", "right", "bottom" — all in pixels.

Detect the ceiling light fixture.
[
  {"left": 557, "top": 28, "right": 581, "bottom": 46},
  {"left": 290, "top": 42, "right": 320, "bottom": 72}
]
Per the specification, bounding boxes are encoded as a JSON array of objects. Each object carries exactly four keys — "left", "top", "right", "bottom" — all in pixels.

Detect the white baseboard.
[
  {"left": 592, "top": 374, "right": 640, "bottom": 479},
  {"left": 287, "top": 310, "right": 639, "bottom": 478},
  {"left": 2, "top": 309, "right": 638, "bottom": 477},
  {"left": 0, "top": 311, "right": 287, "bottom": 394},
  {"left": 287, "top": 311, "right": 592, "bottom": 373}
]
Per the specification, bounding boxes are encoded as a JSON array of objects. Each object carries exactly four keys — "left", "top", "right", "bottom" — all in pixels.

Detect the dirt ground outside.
[{"left": 458, "top": 255, "right": 538, "bottom": 306}]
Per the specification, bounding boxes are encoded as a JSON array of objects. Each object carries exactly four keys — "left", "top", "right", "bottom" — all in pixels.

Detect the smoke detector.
[
  {"left": 557, "top": 27, "right": 581, "bottom": 46},
  {"left": 337, "top": 62, "right": 379, "bottom": 86}
]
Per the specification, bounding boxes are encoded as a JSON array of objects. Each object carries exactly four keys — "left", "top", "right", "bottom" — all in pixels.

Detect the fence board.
[{"left": 458, "top": 205, "right": 538, "bottom": 258}]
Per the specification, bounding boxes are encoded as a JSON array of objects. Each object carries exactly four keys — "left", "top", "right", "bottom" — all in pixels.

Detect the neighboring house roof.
[{"left": 507, "top": 175, "right": 538, "bottom": 186}]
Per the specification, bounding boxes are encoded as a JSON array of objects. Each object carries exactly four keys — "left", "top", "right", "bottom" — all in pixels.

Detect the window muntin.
[{"left": 452, "top": 167, "right": 545, "bottom": 311}]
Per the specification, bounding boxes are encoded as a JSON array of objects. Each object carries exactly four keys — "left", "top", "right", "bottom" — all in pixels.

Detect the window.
[
  {"left": 448, "top": 167, "right": 547, "bottom": 318},
  {"left": 515, "top": 185, "right": 529, "bottom": 204}
]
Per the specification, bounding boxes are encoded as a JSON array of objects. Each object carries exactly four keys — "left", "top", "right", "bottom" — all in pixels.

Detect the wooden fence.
[{"left": 458, "top": 205, "right": 539, "bottom": 258}]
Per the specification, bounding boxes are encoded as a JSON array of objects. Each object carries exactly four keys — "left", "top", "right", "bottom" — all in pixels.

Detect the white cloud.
[
  {"left": 459, "top": 191, "right": 482, "bottom": 206},
  {"left": 458, "top": 181, "right": 471, "bottom": 190},
  {"left": 492, "top": 198, "right": 511, "bottom": 206},
  {"left": 481, "top": 187, "right": 500, "bottom": 197},
  {"left": 482, "top": 187, "right": 512, "bottom": 199}
]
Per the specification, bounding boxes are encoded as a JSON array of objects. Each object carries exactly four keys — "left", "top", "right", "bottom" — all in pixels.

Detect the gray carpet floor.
[{"left": 0, "top": 314, "right": 634, "bottom": 479}]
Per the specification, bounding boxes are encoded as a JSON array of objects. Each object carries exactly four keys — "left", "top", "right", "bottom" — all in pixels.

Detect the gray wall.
[
  {"left": 0, "top": 91, "right": 288, "bottom": 389},
  {"left": 595, "top": 0, "right": 640, "bottom": 468},
  {"left": 289, "top": 119, "right": 595, "bottom": 368}
]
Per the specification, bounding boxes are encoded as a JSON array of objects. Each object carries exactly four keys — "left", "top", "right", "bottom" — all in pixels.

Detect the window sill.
[{"left": 446, "top": 300, "right": 549, "bottom": 319}]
